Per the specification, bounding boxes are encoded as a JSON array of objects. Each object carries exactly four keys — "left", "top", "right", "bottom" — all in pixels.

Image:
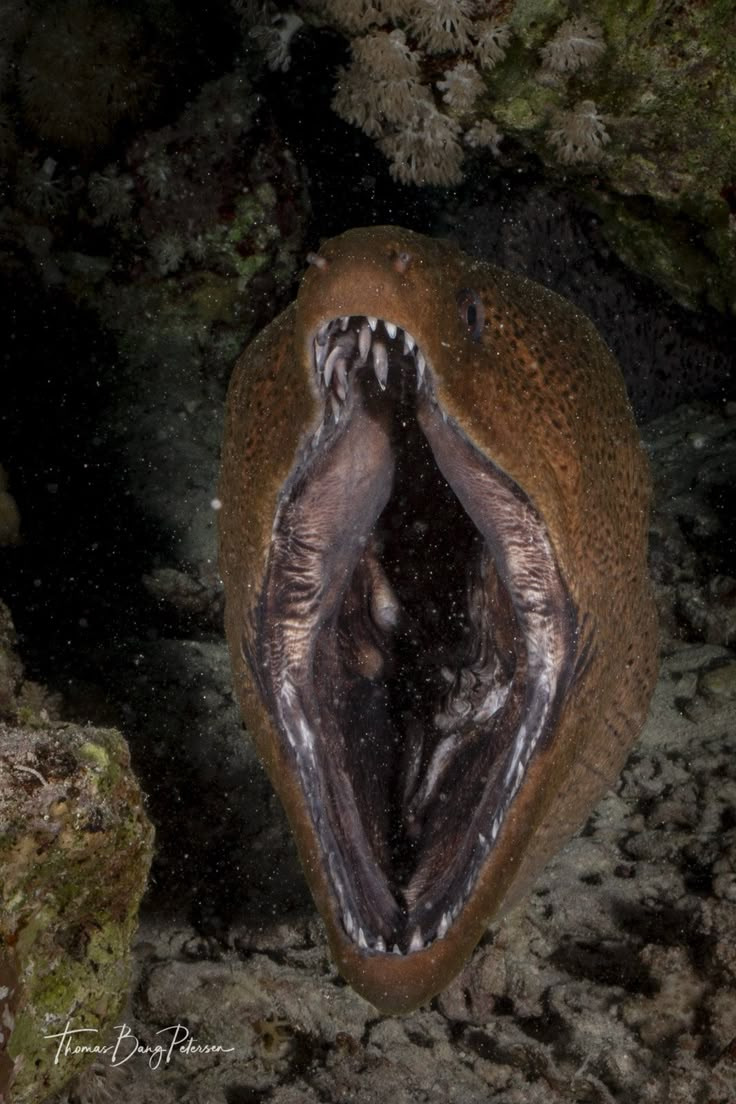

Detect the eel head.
[{"left": 219, "top": 226, "right": 658, "bottom": 1013}]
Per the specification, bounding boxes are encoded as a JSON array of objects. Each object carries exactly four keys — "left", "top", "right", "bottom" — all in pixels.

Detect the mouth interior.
[{"left": 255, "top": 315, "right": 576, "bottom": 956}]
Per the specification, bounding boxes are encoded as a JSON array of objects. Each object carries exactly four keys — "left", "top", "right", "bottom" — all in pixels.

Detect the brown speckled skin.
[{"left": 219, "top": 227, "right": 658, "bottom": 1014}]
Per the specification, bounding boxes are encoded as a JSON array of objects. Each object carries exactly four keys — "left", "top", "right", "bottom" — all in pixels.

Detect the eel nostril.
[{"left": 394, "top": 251, "right": 412, "bottom": 275}]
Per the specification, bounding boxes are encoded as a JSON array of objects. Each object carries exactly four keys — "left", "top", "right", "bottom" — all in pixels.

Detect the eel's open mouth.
[{"left": 250, "top": 315, "right": 579, "bottom": 956}]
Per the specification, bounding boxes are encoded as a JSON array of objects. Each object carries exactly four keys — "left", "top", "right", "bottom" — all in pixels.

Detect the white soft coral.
[
  {"left": 332, "top": 29, "right": 428, "bottom": 137},
  {"left": 409, "top": 0, "right": 476, "bottom": 54},
  {"left": 437, "top": 61, "right": 484, "bottom": 114},
  {"left": 378, "top": 100, "right": 464, "bottom": 185},
  {"left": 539, "top": 17, "right": 605, "bottom": 74},
  {"left": 547, "top": 100, "right": 610, "bottom": 164}
]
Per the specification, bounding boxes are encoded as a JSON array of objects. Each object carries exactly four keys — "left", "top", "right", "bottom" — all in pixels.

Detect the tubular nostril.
[
  {"left": 393, "top": 251, "right": 412, "bottom": 275},
  {"left": 306, "top": 252, "right": 329, "bottom": 271}
]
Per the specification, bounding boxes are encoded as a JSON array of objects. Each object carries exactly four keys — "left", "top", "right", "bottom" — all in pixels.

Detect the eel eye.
[{"left": 456, "top": 289, "right": 484, "bottom": 341}]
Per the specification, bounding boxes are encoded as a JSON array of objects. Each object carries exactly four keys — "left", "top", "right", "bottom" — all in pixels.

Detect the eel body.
[{"left": 218, "top": 226, "right": 658, "bottom": 1013}]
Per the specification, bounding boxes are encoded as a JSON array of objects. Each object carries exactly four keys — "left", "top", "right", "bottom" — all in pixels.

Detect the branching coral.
[
  {"left": 465, "top": 118, "right": 502, "bottom": 154},
  {"left": 330, "top": 7, "right": 510, "bottom": 185},
  {"left": 333, "top": 30, "right": 428, "bottom": 138},
  {"left": 437, "top": 61, "right": 484, "bottom": 115},
  {"left": 547, "top": 100, "right": 610, "bottom": 164},
  {"left": 249, "top": 12, "right": 304, "bottom": 71},
  {"left": 378, "top": 99, "right": 464, "bottom": 185},
  {"left": 411, "top": 0, "right": 476, "bottom": 54},
  {"left": 539, "top": 17, "right": 605, "bottom": 74},
  {"left": 88, "top": 166, "right": 134, "bottom": 224}
]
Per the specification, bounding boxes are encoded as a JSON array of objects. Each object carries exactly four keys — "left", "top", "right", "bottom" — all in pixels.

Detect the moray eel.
[{"left": 219, "top": 226, "right": 658, "bottom": 1014}]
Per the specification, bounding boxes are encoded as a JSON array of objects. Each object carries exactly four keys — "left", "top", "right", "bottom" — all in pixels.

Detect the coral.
[
  {"left": 315, "top": 0, "right": 412, "bottom": 34},
  {"left": 332, "top": 29, "right": 427, "bottom": 138},
  {"left": 411, "top": 0, "right": 475, "bottom": 54},
  {"left": 465, "top": 118, "right": 502, "bottom": 153},
  {"left": 547, "top": 99, "right": 610, "bottom": 164},
  {"left": 17, "top": 154, "right": 68, "bottom": 216},
  {"left": 473, "top": 18, "right": 511, "bottom": 67},
  {"left": 327, "top": 5, "right": 513, "bottom": 184},
  {"left": 539, "top": 16, "right": 605, "bottom": 74},
  {"left": 437, "top": 61, "right": 484, "bottom": 115},
  {"left": 19, "top": 0, "right": 153, "bottom": 150},
  {"left": 378, "top": 99, "right": 464, "bottom": 186},
  {"left": 87, "top": 166, "right": 134, "bottom": 224},
  {"left": 149, "top": 232, "right": 186, "bottom": 276},
  {"left": 249, "top": 11, "right": 304, "bottom": 70}
]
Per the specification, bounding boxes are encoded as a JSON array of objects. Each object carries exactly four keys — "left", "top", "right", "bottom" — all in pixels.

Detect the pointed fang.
[
  {"left": 358, "top": 322, "right": 372, "bottom": 363},
  {"left": 409, "top": 927, "right": 423, "bottom": 953},
  {"left": 373, "top": 342, "right": 389, "bottom": 389}
]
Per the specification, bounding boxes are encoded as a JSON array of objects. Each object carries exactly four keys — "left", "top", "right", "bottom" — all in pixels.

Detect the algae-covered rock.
[{"left": 0, "top": 722, "right": 154, "bottom": 1103}]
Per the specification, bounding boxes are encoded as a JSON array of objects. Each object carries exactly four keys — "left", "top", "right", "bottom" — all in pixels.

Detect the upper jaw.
[{"left": 310, "top": 314, "right": 428, "bottom": 421}]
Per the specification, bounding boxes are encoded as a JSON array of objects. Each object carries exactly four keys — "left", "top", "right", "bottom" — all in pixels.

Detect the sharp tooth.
[
  {"left": 437, "top": 911, "right": 450, "bottom": 939},
  {"left": 368, "top": 316, "right": 377, "bottom": 331},
  {"left": 492, "top": 815, "right": 500, "bottom": 839},
  {"left": 358, "top": 927, "right": 368, "bottom": 950},
  {"left": 323, "top": 345, "right": 343, "bottom": 388},
  {"left": 340, "top": 315, "right": 350, "bottom": 331},
  {"left": 373, "top": 342, "right": 388, "bottom": 389},
  {"left": 344, "top": 911, "right": 354, "bottom": 936},
  {"left": 375, "top": 936, "right": 386, "bottom": 953},
  {"left": 416, "top": 351, "right": 426, "bottom": 387},
  {"left": 385, "top": 321, "right": 397, "bottom": 339},
  {"left": 331, "top": 395, "right": 341, "bottom": 422},
  {"left": 404, "top": 331, "right": 415, "bottom": 354},
  {"left": 358, "top": 322, "right": 372, "bottom": 363},
  {"left": 409, "top": 927, "right": 423, "bottom": 953},
  {"left": 334, "top": 358, "right": 348, "bottom": 401},
  {"left": 315, "top": 339, "right": 328, "bottom": 375},
  {"left": 392, "top": 944, "right": 402, "bottom": 955},
  {"left": 316, "top": 324, "right": 330, "bottom": 345}
]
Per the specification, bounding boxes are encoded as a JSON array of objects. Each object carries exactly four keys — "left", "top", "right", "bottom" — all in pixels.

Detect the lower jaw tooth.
[
  {"left": 330, "top": 395, "right": 341, "bottom": 422},
  {"left": 409, "top": 927, "right": 424, "bottom": 953},
  {"left": 375, "top": 936, "right": 386, "bottom": 953},
  {"left": 416, "top": 351, "right": 426, "bottom": 386}
]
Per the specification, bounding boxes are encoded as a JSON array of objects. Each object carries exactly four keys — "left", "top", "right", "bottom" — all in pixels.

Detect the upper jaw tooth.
[
  {"left": 358, "top": 321, "right": 372, "bottom": 363},
  {"left": 372, "top": 342, "right": 388, "bottom": 389},
  {"left": 368, "top": 317, "right": 378, "bottom": 331},
  {"left": 385, "top": 322, "right": 397, "bottom": 339}
]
